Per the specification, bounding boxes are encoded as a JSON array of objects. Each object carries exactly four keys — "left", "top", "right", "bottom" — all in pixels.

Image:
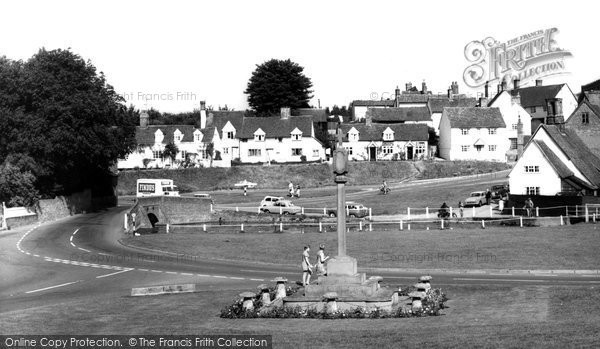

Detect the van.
[{"left": 136, "top": 179, "right": 180, "bottom": 197}]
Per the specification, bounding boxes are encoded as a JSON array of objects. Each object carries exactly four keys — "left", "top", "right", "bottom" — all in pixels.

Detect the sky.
[{"left": 1, "top": 0, "right": 598, "bottom": 113}]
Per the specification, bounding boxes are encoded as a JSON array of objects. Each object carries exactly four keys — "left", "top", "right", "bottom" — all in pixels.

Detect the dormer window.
[
  {"left": 291, "top": 128, "right": 303, "bottom": 141},
  {"left": 383, "top": 128, "right": 394, "bottom": 141},
  {"left": 194, "top": 133, "right": 202, "bottom": 142},
  {"left": 254, "top": 128, "right": 265, "bottom": 142},
  {"left": 154, "top": 129, "right": 164, "bottom": 144},
  {"left": 226, "top": 131, "right": 235, "bottom": 139}
]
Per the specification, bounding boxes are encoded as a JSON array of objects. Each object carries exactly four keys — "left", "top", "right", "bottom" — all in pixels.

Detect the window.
[
  {"left": 254, "top": 134, "right": 265, "bottom": 142},
  {"left": 292, "top": 134, "right": 302, "bottom": 141},
  {"left": 488, "top": 128, "right": 497, "bottom": 135},
  {"left": 510, "top": 138, "right": 517, "bottom": 150},
  {"left": 415, "top": 142, "right": 426, "bottom": 155},
  {"left": 530, "top": 106, "right": 536, "bottom": 113},
  {"left": 200, "top": 150, "right": 209, "bottom": 159},
  {"left": 512, "top": 124, "right": 518, "bottom": 130},
  {"left": 488, "top": 145, "right": 497, "bottom": 151},
  {"left": 345, "top": 147, "right": 353, "bottom": 155},
  {"left": 525, "top": 165, "right": 539, "bottom": 173},
  {"left": 292, "top": 148, "right": 302, "bottom": 156},
  {"left": 582, "top": 112, "right": 589, "bottom": 124},
  {"left": 475, "top": 145, "right": 483, "bottom": 152},
  {"left": 195, "top": 134, "right": 202, "bottom": 142},
  {"left": 248, "top": 149, "right": 261, "bottom": 157},
  {"left": 174, "top": 134, "right": 182, "bottom": 142},
  {"left": 461, "top": 128, "right": 469, "bottom": 135},
  {"left": 152, "top": 150, "right": 162, "bottom": 159},
  {"left": 542, "top": 106, "right": 547, "bottom": 112},
  {"left": 383, "top": 132, "right": 393, "bottom": 141},
  {"left": 180, "top": 150, "right": 187, "bottom": 159},
  {"left": 526, "top": 187, "right": 540, "bottom": 195},
  {"left": 223, "top": 147, "right": 229, "bottom": 154},
  {"left": 313, "top": 149, "right": 319, "bottom": 157},
  {"left": 382, "top": 145, "right": 393, "bottom": 154},
  {"left": 461, "top": 145, "right": 470, "bottom": 152},
  {"left": 226, "top": 131, "right": 234, "bottom": 139}
]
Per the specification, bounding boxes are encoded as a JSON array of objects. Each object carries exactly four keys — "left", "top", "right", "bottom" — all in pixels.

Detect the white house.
[
  {"left": 340, "top": 123, "right": 429, "bottom": 161},
  {"left": 438, "top": 107, "right": 509, "bottom": 161},
  {"left": 428, "top": 96, "right": 478, "bottom": 135},
  {"left": 206, "top": 110, "right": 245, "bottom": 163},
  {"left": 511, "top": 80, "right": 577, "bottom": 130},
  {"left": 236, "top": 108, "right": 326, "bottom": 164},
  {"left": 508, "top": 124, "right": 600, "bottom": 196},
  {"left": 487, "top": 90, "right": 532, "bottom": 161}
]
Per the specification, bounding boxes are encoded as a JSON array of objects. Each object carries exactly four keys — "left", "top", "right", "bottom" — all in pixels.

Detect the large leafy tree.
[
  {"left": 0, "top": 49, "right": 138, "bottom": 198},
  {"left": 245, "top": 59, "right": 313, "bottom": 116}
]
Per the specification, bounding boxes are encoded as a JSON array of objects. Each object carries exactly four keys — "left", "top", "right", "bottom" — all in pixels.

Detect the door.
[
  {"left": 232, "top": 146, "right": 239, "bottom": 159},
  {"left": 407, "top": 146, "right": 414, "bottom": 160},
  {"left": 369, "top": 146, "right": 376, "bottom": 161}
]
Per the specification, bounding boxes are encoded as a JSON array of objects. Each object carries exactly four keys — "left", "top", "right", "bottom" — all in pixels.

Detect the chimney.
[
  {"left": 478, "top": 97, "right": 488, "bottom": 107},
  {"left": 140, "top": 110, "right": 149, "bottom": 128},
  {"left": 200, "top": 101, "right": 207, "bottom": 129},
  {"left": 395, "top": 86, "right": 401, "bottom": 107},
  {"left": 484, "top": 81, "right": 489, "bottom": 98},
  {"left": 517, "top": 116, "right": 524, "bottom": 158},
  {"left": 513, "top": 78, "right": 520, "bottom": 90},
  {"left": 280, "top": 107, "right": 291, "bottom": 119},
  {"left": 447, "top": 88, "right": 452, "bottom": 99},
  {"left": 452, "top": 81, "right": 459, "bottom": 95},
  {"left": 511, "top": 91, "right": 521, "bottom": 106},
  {"left": 501, "top": 80, "right": 507, "bottom": 91},
  {"left": 422, "top": 81, "right": 428, "bottom": 95},
  {"left": 405, "top": 83, "right": 410, "bottom": 92},
  {"left": 536, "top": 79, "right": 543, "bottom": 87},
  {"left": 546, "top": 99, "right": 557, "bottom": 125},
  {"left": 365, "top": 109, "right": 372, "bottom": 127}
]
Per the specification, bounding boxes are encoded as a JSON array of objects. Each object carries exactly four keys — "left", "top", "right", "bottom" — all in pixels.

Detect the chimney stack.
[
  {"left": 484, "top": 81, "right": 489, "bottom": 98},
  {"left": 447, "top": 88, "right": 452, "bottom": 99},
  {"left": 513, "top": 78, "right": 520, "bottom": 90},
  {"left": 395, "top": 86, "right": 401, "bottom": 107},
  {"left": 200, "top": 101, "right": 207, "bottom": 129},
  {"left": 365, "top": 110, "right": 372, "bottom": 127},
  {"left": 422, "top": 81, "right": 428, "bottom": 95},
  {"left": 501, "top": 80, "right": 507, "bottom": 91},
  {"left": 545, "top": 98, "right": 564, "bottom": 128},
  {"left": 280, "top": 107, "right": 291, "bottom": 119},
  {"left": 536, "top": 79, "right": 543, "bottom": 87},
  {"left": 517, "top": 116, "right": 524, "bottom": 158},
  {"left": 140, "top": 110, "right": 149, "bottom": 128},
  {"left": 451, "top": 81, "right": 459, "bottom": 95}
]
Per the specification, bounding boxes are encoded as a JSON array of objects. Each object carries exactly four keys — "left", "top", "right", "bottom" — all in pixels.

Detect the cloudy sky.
[{"left": 1, "top": 0, "right": 597, "bottom": 112}]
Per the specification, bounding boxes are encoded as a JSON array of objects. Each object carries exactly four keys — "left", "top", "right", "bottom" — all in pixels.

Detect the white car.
[
  {"left": 260, "top": 196, "right": 283, "bottom": 207},
  {"left": 234, "top": 180, "right": 258, "bottom": 189},
  {"left": 464, "top": 191, "right": 486, "bottom": 207}
]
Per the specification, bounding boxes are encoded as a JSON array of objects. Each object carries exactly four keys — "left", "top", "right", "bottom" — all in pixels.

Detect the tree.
[
  {"left": 205, "top": 142, "right": 215, "bottom": 167},
  {"left": 0, "top": 161, "right": 40, "bottom": 207},
  {"left": 0, "top": 49, "right": 138, "bottom": 197},
  {"left": 245, "top": 59, "right": 313, "bottom": 116},
  {"left": 162, "top": 142, "right": 179, "bottom": 165}
]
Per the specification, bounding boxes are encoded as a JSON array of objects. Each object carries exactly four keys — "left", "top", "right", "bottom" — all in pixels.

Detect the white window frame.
[
  {"left": 461, "top": 128, "right": 469, "bottom": 135},
  {"left": 526, "top": 186, "right": 540, "bottom": 195},
  {"left": 488, "top": 145, "right": 496, "bottom": 151},
  {"left": 461, "top": 145, "right": 469, "bottom": 152},
  {"left": 345, "top": 147, "right": 353, "bottom": 155},
  {"left": 382, "top": 145, "right": 393, "bottom": 154},
  {"left": 488, "top": 128, "right": 497, "bottom": 135},
  {"left": 254, "top": 134, "right": 265, "bottom": 142},
  {"left": 248, "top": 149, "right": 261, "bottom": 157},
  {"left": 524, "top": 165, "right": 539, "bottom": 173},
  {"left": 291, "top": 148, "right": 302, "bottom": 156}
]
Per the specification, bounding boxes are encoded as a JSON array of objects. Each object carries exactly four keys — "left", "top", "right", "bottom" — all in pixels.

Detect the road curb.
[
  {"left": 361, "top": 267, "right": 600, "bottom": 276},
  {"left": 131, "top": 283, "right": 196, "bottom": 296}
]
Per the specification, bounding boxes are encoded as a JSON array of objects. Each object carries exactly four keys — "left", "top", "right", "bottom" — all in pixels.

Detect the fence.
[{"left": 1, "top": 202, "right": 37, "bottom": 229}]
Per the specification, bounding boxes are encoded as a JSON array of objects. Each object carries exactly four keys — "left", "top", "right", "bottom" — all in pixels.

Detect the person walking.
[
  {"left": 485, "top": 189, "right": 492, "bottom": 205},
  {"left": 295, "top": 185, "right": 301, "bottom": 198},
  {"left": 315, "top": 244, "right": 329, "bottom": 276},
  {"left": 301, "top": 246, "right": 313, "bottom": 286},
  {"left": 458, "top": 201, "right": 464, "bottom": 218},
  {"left": 288, "top": 181, "right": 294, "bottom": 197},
  {"left": 524, "top": 197, "right": 534, "bottom": 217}
]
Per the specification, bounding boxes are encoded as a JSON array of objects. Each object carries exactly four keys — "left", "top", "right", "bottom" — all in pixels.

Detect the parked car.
[
  {"left": 260, "top": 196, "right": 284, "bottom": 208},
  {"left": 260, "top": 200, "right": 301, "bottom": 215},
  {"left": 326, "top": 202, "right": 369, "bottom": 218},
  {"left": 464, "top": 191, "right": 486, "bottom": 207},
  {"left": 491, "top": 184, "right": 509, "bottom": 199},
  {"left": 234, "top": 180, "right": 258, "bottom": 189}
]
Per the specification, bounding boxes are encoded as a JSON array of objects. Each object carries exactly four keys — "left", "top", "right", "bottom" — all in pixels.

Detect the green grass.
[
  {"left": 117, "top": 160, "right": 510, "bottom": 195},
  {"left": 2, "top": 285, "right": 599, "bottom": 348},
  {"left": 123, "top": 224, "right": 600, "bottom": 270}
]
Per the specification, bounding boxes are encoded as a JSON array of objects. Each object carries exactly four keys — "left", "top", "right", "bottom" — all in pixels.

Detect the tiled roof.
[
  {"left": 533, "top": 140, "right": 573, "bottom": 178},
  {"left": 207, "top": 111, "right": 245, "bottom": 132},
  {"left": 367, "top": 107, "right": 431, "bottom": 122},
  {"left": 581, "top": 78, "right": 600, "bottom": 92},
  {"left": 541, "top": 125, "right": 600, "bottom": 187},
  {"left": 340, "top": 123, "right": 429, "bottom": 142},
  {"left": 396, "top": 94, "right": 430, "bottom": 103},
  {"left": 352, "top": 100, "right": 395, "bottom": 107},
  {"left": 511, "top": 84, "right": 564, "bottom": 107},
  {"left": 237, "top": 116, "right": 314, "bottom": 139},
  {"left": 135, "top": 125, "right": 200, "bottom": 145},
  {"left": 428, "top": 96, "right": 478, "bottom": 113},
  {"left": 442, "top": 107, "right": 506, "bottom": 128},
  {"left": 292, "top": 108, "right": 328, "bottom": 122}
]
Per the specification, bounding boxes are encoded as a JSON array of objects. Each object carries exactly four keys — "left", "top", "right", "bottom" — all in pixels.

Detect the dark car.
[
  {"left": 326, "top": 202, "right": 369, "bottom": 218},
  {"left": 491, "top": 184, "right": 509, "bottom": 199}
]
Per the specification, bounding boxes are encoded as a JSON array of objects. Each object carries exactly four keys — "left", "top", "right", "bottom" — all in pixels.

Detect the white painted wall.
[
  {"left": 239, "top": 137, "right": 325, "bottom": 163},
  {"left": 439, "top": 122, "right": 509, "bottom": 161},
  {"left": 508, "top": 143, "right": 562, "bottom": 195}
]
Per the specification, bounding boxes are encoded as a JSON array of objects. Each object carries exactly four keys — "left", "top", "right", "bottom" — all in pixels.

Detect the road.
[{"left": 2, "top": 203, "right": 599, "bottom": 315}]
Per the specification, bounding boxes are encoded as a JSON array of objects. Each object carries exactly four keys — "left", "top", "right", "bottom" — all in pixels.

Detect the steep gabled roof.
[
  {"left": 442, "top": 107, "right": 506, "bottom": 128},
  {"left": 352, "top": 100, "right": 395, "bottom": 107},
  {"left": 208, "top": 110, "right": 245, "bottom": 132},
  {"left": 428, "top": 96, "right": 478, "bottom": 113},
  {"left": 533, "top": 140, "right": 574, "bottom": 178},
  {"left": 237, "top": 116, "right": 313, "bottom": 139},
  {"left": 340, "top": 123, "right": 429, "bottom": 142},
  {"left": 511, "top": 84, "right": 564, "bottom": 107},
  {"left": 541, "top": 125, "right": 600, "bottom": 187},
  {"left": 135, "top": 125, "right": 199, "bottom": 145},
  {"left": 367, "top": 107, "right": 431, "bottom": 122}
]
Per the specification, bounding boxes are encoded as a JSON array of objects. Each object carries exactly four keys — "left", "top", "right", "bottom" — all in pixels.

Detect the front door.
[
  {"left": 407, "top": 146, "right": 414, "bottom": 160},
  {"left": 369, "top": 146, "right": 376, "bottom": 161}
]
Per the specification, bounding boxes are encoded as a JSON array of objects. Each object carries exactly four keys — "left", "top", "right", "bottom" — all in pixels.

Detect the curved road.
[{"left": 2, "top": 202, "right": 599, "bottom": 314}]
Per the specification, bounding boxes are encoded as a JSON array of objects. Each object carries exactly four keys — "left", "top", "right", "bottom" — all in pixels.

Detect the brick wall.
[{"left": 567, "top": 104, "right": 600, "bottom": 154}]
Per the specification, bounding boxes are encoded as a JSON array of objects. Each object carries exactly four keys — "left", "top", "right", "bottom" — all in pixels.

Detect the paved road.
[{"left": 2, "top": 204, "right": 599, "bottom": 314}]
